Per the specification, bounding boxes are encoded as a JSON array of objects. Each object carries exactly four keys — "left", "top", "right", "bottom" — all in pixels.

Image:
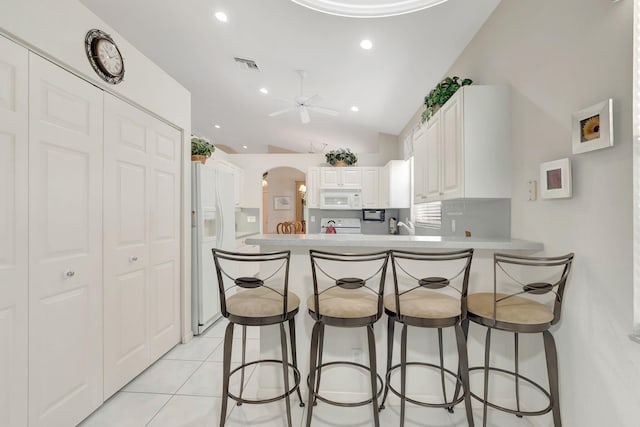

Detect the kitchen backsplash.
[
  {"left": 411, "top": 199, "right": 511, "bottom": 238},
  {"left": 308, "top": 208, "right": 399, "bottom": 234},
  {"left": 235, "top": 207, "right": 260, "bottom": 238}
]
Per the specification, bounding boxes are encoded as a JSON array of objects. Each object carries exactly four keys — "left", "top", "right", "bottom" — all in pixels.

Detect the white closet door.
[
  {"left": 0, "top": 35, "right": 28, "bottom": 427},
  {"left": 28, "top": 53, "right": 103, "bottom": 427},
  {"left": 103, "top": 95, "right": 150, "bottom": 398},
  {"left": 103, "top": 94, "right": 181, "bottom": 396},
  {"left": 146, "top": 113, "right": 181, "bottom": 362}
]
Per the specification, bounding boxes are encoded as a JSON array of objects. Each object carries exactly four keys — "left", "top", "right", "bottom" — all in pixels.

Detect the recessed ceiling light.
[
  {"left": 360, "top": 39, "right": 373, "bottom": 50},
  {"left": 350, "top": 106, "right": 360, "bottom": 112},
  {"left": 242, "top": 145, "right": 248, "bottom": 149},
  {"left": 259, "top": 88, "right": 269, "bottom": 94},
  {"left": 214, "top": 124, "right": 221, "bottom": 129},
  {"left": 214, "top": 11, "right": 228, "bottom": 22}
]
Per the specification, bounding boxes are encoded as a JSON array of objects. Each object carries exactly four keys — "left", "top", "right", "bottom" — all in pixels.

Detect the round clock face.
[{"left": 85, "top": 29, "right": 124, "bottom": 84}]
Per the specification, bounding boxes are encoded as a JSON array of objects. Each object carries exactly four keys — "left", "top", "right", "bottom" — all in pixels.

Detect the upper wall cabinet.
[
  {"left": 307, "top": 167, "right": 321, "bottom": 208},
  {"left": 361, "top": 167, "right": 379, "bottom": 207},
  {"left": 414, "top": 85, "right": 511, "bottom": 203},
  {"left": 320, "top": 167, "right": 362, "bottom": 188},
  {"left": 379, "top": 160, "right": 410, "bottom": 208}
]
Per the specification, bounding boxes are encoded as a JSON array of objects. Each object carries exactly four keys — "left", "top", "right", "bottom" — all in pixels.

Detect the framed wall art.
[
  {"left": 273, "top": 196, "right": 292, "bottom": 210},
  {"left": 572, "top": 98, "right": 613, "bottom": 154},
  {"left": 540, "top": 158, "right": 572, "bottom": 199}
]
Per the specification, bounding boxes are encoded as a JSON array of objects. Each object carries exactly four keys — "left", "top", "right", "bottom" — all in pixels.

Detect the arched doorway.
[{"left": 262, "top": 166, "right": 306, "bottom": 233}]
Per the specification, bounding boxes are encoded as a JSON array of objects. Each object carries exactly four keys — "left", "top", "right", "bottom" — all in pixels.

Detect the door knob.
[{"left": 64, "top": 270, "right": 75, "bottom": 278}]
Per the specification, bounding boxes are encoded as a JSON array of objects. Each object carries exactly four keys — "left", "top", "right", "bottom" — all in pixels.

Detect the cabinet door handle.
[
  {"left": 64, "top": 270, "right": 75, "bottom": 278},
  {"left": 129, "top": 256, "right": 139, "bottom": 262}
]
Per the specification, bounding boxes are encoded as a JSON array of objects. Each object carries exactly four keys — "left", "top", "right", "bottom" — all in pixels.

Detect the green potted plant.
[
  {"left": 325, "top": 148, "right": 357, "bottom": 166},
  {"left": 421, "top": 76, "right": 472, "bottom": 123},
  {"left": 191, "top": 135, "right": 215, "bottom": 164}
]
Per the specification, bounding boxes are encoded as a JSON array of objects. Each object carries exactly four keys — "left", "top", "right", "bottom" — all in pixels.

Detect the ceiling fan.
[{"left": 268, "top": 70, "right": 339, "bottom": 124}]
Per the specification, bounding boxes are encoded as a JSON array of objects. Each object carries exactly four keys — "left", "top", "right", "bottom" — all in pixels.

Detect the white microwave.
[{"left": 320, "top": 190, "right": 362, "bottom": 210}]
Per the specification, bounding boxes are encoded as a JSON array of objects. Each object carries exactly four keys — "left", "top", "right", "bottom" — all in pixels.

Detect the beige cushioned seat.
[
  {"left": 226, "top": 287, "right": 300, "bottom": 318},
  {"left": 384, "top": 289, "right": 460, "bottom": 319},
  {"left": 467, "top": 292, "right": 553, "bottom": 325},
  {"left": 307, "top": 287, "right": 377, "bottom": 319}
]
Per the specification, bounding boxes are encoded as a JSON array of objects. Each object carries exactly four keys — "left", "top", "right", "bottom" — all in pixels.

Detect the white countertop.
[{"left": 246, "top": 233, "right": 543, "bottom": 251}]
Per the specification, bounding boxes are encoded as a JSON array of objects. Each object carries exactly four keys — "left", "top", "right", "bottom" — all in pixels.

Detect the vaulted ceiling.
[{"left": 80, "top": 0, "right": 501, "bottom": 154}]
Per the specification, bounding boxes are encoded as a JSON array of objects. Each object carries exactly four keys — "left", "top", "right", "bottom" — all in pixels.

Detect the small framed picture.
[
  {"left": 540, "top": 158, "right": 572, "bottom": 199},
  {"left": 273, "top": 196, "right": 292, "bottom": 210},
  {"left": 572, "top": 99, "right": 613, "bottom": 154}
]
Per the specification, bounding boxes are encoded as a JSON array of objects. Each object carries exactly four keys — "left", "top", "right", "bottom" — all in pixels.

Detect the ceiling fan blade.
[
  {"left": 299, "top": 106, "right": 311, "bottom": 124},
  {"left": 268, "top": 107, "right": 296, "bottom": 117},
  {"left": 307, "top": 105, "right": 339, "bottom": 116},
  {"left": 303, "top": 94, "right": 320, "bottom": 105}
]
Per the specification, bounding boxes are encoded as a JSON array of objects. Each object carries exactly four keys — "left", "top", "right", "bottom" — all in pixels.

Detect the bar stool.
[
  {"left": 212, "top": 248, "right": 305, "bottom": 427},
  {"left": 379, "top": 249, "right": 475, "bottom": 427},
  {"left": 466, "top": 252, "right": 574, "bottom": 427},
  {"left": 306, "top": 249, "right": 390, "bottom": 427}
]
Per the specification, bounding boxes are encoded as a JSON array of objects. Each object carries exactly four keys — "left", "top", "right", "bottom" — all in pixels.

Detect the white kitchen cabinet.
[
  {"left": 28, "top": 53, "right": 104, "bottom": 427},
  {"left": 306, "top": 167, "right": 321, "bottom": 208},
  {"left": 0, "top": 35, "right": 28, "bottom": 427},
  {"left": 413, "top": 85, "right": 511, "bottom": 203},
  {"left": 320, "top": 167, "right": 362, "bottom": 188},
  {"left": 103, "top": 94, "right": 181, "bottom": 399},
  {"left": 380, "top": 160, "right": 410, "bottom": 208},
  {"left": 361, "top": 167, "right": 379, "bottom": 207}
]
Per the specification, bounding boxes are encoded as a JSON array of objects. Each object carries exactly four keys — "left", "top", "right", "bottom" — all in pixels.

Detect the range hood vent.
[{"left": 234, "top": 57, "right": 260, "bottom": 71}]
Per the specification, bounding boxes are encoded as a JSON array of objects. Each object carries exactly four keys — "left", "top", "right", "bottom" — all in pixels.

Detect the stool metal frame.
[
  {"left": 380, "top": 249, "right": 475, "bottom": 427},
  {"left": 306, "top": 249, "right": 390, "bottom": 427},
  {"left": 465, "top": 252, "right": 574, "bottom": 427},
  {"left": 212, "top": 248, "right": 305, "bottom": 427}
]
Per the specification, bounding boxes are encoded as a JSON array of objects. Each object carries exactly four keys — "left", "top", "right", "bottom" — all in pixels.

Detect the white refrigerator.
[{"left": 191, "top": 163, "right": 236, "bottom": 335}]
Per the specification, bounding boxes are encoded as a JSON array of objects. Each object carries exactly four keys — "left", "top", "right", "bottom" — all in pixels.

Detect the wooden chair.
[{"left": 277, "top": 221, "right": 303, "bottom": 234}]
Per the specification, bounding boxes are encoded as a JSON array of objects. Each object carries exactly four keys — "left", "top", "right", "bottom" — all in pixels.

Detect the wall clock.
[{"left": 85, "top": 29, "right": 124, "bottom": 84}]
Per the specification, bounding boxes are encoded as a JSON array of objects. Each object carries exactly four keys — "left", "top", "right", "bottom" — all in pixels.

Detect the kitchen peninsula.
[{"left": 245, "top": 234, "right": 543, "bottom": 402}]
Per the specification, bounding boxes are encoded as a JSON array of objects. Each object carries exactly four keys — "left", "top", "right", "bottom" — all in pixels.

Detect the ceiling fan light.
[{"left": 290, "top": 0, "right": 450, "bottom": 18}]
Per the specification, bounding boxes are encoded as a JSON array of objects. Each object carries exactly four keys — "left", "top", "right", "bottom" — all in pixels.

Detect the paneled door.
[
  {"left": 103, "top": 94, "right": 181, "bottom": 398},
  {"left": 28, "top": 54, "right": 104, "bottom": 427},
  {"left": 0, "top": 35, "right": 28, "bottom": 427}
]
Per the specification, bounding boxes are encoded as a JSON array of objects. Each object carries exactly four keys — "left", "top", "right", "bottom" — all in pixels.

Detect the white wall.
[
  {"left": 406, "top": 0, "right": 637, "bottom": 425},
  {"left": 0, "top": 0, "right": 194, "bottom": 342},
  {"left": 264, "top": 167, "right": 305, "bottom": 233}
]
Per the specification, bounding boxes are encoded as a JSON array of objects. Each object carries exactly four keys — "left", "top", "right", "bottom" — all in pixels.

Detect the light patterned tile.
[
  {"left": 177, "top": 361, "right": 255, "bottom": 397},
  {"left": 79, "top": 392, "right": 171, "bottom": 427},
  {"left": 208, "top": 337, "right": 260, "bottom": 363},
  {"left": 147, "top": 395, "right": 230, "bottom": 427},
  {"left": 163, "top": 337, "right": 223, "bottom": 361},
  {"left": 123, "top": 359, "right": 201, "bottom": 394}
]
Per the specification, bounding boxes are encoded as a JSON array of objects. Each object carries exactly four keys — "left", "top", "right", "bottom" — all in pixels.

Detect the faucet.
[{"left": 397, "top": 220, "right": 415, "bottom": 235}]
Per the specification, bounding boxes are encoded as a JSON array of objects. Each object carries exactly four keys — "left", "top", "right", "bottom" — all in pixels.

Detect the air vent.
[{"left": 234, "top": 57, "right": 260, "bottom": 71}]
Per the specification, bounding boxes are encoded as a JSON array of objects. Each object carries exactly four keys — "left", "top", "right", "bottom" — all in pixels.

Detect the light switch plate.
[{"left": 528, "top": 180, "right": 538, "bottom": 201}]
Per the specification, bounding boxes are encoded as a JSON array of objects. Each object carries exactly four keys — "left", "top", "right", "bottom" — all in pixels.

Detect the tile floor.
[{"left": 80, "top": 318, "right": 537, "bottom": 426}]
